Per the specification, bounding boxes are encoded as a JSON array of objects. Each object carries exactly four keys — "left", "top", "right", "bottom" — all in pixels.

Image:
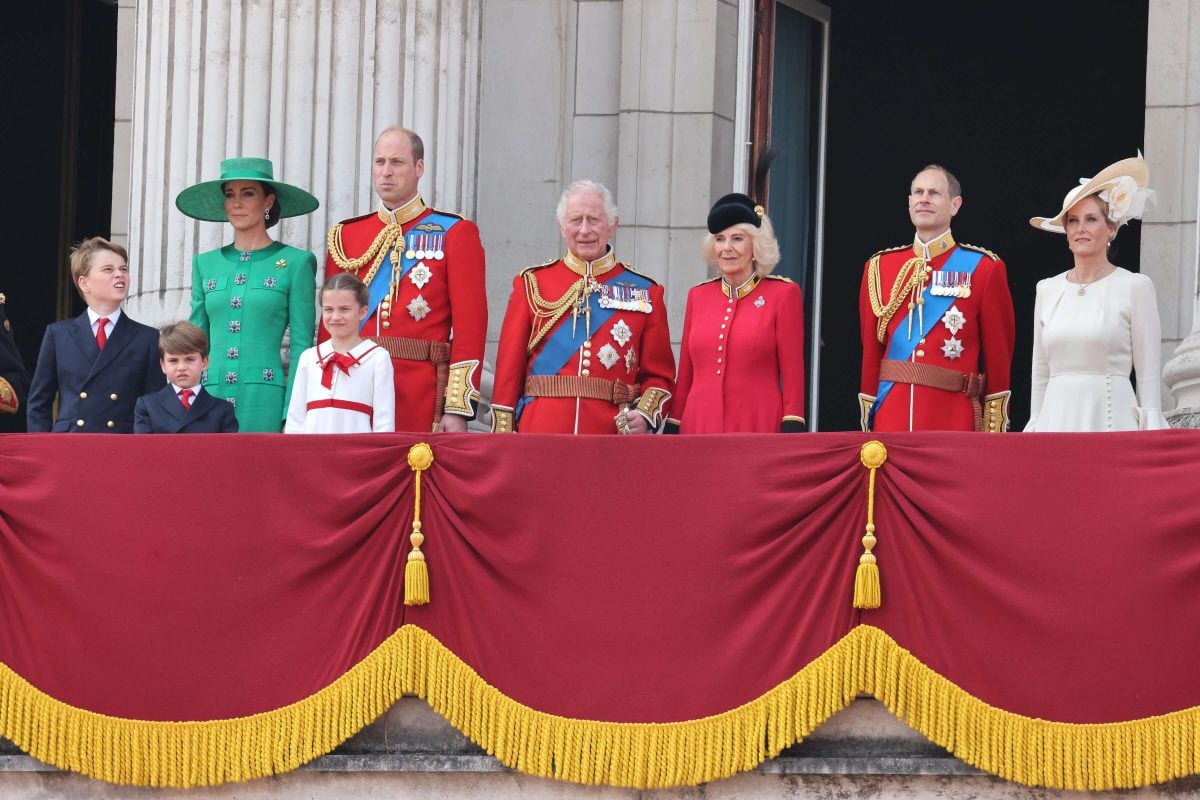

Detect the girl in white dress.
[
  {"left": 1026, "top": 156, "right": 1168, "bottom": 432},
  {"left": 285, "top": 274, "right": 395, "bottom": 433}
]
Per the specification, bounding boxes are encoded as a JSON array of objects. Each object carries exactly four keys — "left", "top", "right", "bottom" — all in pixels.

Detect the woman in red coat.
[{"left": 666, "top": 194, "right": 806, "bottom": 433}]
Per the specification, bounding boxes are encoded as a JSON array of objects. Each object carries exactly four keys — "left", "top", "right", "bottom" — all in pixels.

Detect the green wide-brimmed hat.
[{"left": 175, "top": 157, "right": 319, "bottom": 222}]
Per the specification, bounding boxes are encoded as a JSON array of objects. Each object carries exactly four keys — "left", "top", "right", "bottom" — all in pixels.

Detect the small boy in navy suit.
[
  {"left": 135, "top": 322, "right": 238, "bottom": 433},
  {"left": 27, "top": 237, "right": 164, "bottom": 432}
]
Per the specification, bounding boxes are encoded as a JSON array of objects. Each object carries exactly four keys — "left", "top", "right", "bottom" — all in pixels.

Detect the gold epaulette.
[
  {"left": 869, "top": 244, "right": 910, "bottom": 260},
  {"left": 763, "top": 274, "right": 793, "bottom": 283},
  {"left": 518, "top": 258, "right": 560, "bottom": 277},
  {"left": 960, "top": 243, "right": 1001, "bottom": 261},
  {"left": 693, "top": 276, "right": 722, "bottom": 288},
  {"left": 619, "top": 263, "right": 661, "bottom": 286}
]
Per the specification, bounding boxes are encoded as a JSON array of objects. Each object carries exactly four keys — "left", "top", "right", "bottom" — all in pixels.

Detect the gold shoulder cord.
[
  {"left": 524, "top": 272, "right": 584, "bottom": 354},
  {"left": 326, "top": 223, "right": 405, "bottom": 287},
  {"left": 867, "top": 255, "right": 926, "bottom": 343}
]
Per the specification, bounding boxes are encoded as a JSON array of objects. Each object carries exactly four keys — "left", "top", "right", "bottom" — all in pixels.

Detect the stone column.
[
  {"left": 114, "top": 0, "right": 481, "bottom": 326},
  {"left": 615, "top": 0, "right": 739, "bottom": 337},
  {"left": 1147, "top": 0, "right": 1200, "bottom": 425}
]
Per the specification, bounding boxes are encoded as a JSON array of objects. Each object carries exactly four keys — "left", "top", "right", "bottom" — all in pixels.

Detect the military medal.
[
  {"left": 941, "top": 337, "right": 964, "bottom": 360},
  {"left": 433, "top": 234, "right": 445, "bottom": 260},
  {"left": 931, "top": 270, "right": 972, "bottom": 298},
  {"left": 941, "top": 305, "right": 966, "bottom": 336},
  {"left": 598, "top": 282, "right": 653, "bottom": 313},
  {"left": 407, "top": 294, "right": 431, "bottom": 321},
  {"left": 414, "top": 235, "right": 426, "bottom": 261},
  {"left": 409, "top": 263, "right": 432, "bottom": 289},
  {"left": 405, "top": 234, "right": 416, "bottom": 261},
  {"left": 610, "top": 318, "right": 632, "bottom": 347},
  {"left": 597, "top": 343, "right": 620, "bottom": 369}
]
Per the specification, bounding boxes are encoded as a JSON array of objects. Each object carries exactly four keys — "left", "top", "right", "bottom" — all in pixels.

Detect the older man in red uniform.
[
  {"left": 859, "top": 165, "right": 1015, "bottom": 432},
  {"left": 491, "top": 180, "right": 674, "bottom": 434},
  {"left": 323, "top": 127, "right": 486, "bottom": 432}
]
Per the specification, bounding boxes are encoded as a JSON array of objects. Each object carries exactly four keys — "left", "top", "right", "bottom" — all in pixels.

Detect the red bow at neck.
[{"left": 321, "top": 352, "right": 358, "bottom": 389}]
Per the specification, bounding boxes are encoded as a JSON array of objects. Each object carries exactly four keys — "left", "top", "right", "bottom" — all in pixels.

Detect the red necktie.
[
  {"left": 179, "top": 389, "right": 193, "bottom": 409},
  {"left": 96, "top": 317, "right": 110, "bottom": 350}
]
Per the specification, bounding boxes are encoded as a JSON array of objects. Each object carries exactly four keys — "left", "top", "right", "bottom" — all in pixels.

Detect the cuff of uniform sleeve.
[
  {"left": 444, "top": 360, "right": 481, "bottom": 419},
  {"left": 857, "top": 393, "right": 876, "bottom": 432},
  {"left": 663, "top": 418, "right": 681, "bottom": 435},
  {"left": 982, "top": 391, "right": 1010, "bottom": 432},
  {"left": 634, "top": 387, "right": 671, "bottom": 430},
  {"left": 781, "top": 417, "right": 807, "bottom": 433},
  {"left": 490, "top": 405, "right": 515, "bottom": 433},
  {"left": 0, "top": 377, "right": 18, "bottom": 414}
]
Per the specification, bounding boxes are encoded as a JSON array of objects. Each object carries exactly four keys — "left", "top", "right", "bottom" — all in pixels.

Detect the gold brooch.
[{"left": 275, "top": 259, "right": 287, "bottom": 270}]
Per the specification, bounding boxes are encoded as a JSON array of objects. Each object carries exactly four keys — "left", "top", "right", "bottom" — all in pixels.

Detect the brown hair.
[
  {"left": 69, "top": 237, "right": 128, "bottom": 299},
  {"left": 375, "top": 126, "right": 425, "bottom": 162},
  {"left": 321, "top": 272, "right": 370, "bottom": 307},
  {"left": 916, "top": 164, "right": 962, "bottom": 199},
  {"left": 158, "top": 321, "right": 210, "bottom": 358}
]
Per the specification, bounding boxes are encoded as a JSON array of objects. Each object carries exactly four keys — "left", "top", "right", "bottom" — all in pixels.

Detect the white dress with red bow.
[{"left": 284, "top": 340, "right": 396, "bottom": 433}]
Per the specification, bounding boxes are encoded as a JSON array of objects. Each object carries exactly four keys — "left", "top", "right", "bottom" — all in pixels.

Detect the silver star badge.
[
  {"left": 941, "top": 337, "right": 964, "bottom": 360},
  {"left": 597, "top": 343, "right": 620, "bottom": 369},
  {"left": 941, "top": 305, "right": 966, "bottom": 336},
  {"left": 407, "top": 294, "right": 431, "bottom": 322},
  {"left": 409, "top": 263, "right": 432, "bottom": 289},
  {"left": 610, "top": 318, "right": 632, "bottom": 347}
]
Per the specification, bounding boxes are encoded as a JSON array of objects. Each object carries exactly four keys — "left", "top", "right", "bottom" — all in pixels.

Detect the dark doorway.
[
  {"left": 817, "top": 1, "right": 1147, "bottom": 431},
  {"left": 0, "top": 0, "right": 117, "bottom": 430}
]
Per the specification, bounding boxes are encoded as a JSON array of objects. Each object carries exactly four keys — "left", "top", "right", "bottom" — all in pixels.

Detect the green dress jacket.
[{"left": 189, "top": 243, "right": 316, "bottom": 432}]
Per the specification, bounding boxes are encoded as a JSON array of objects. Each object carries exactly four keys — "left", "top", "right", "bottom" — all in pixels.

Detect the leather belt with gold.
[
  {"left": 369, "top": 335, "right": 451, "bottom": 427},
  {"left": 523, "top": 375, "right": 640, "bottom": 406},
  {"left": 878, "top": 359, "right": 986, "bottom": 431}
]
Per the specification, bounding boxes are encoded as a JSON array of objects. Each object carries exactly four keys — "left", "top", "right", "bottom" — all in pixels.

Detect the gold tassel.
[
  {"left": 405, "top": 443, "right": 435, "bottom": 606},
  {"left": 854, "top": 440, "right": 887, "bottom": 609}
]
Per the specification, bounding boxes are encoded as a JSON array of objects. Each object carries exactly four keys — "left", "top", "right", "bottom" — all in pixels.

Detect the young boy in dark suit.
[
  {"left": 135, "top": 322, "right": 238, "bottom": 433},
  {"left": 27, "top": 237, "right": 164, "bottom": 432}
]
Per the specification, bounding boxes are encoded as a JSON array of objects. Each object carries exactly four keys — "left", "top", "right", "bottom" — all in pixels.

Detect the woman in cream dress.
[{"left": 1026, "top": 156, "right": 1168, "bottom": 431}]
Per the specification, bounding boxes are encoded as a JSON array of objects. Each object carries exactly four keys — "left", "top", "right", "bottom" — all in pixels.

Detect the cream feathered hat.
[{"left": 1029, "top": 155, "right": 1153, "bottom": 233}]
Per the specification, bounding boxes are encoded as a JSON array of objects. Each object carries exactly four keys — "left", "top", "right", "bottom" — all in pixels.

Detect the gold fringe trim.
[{"left": 4, "top": 625, "right": 1200, "bottom": 790}]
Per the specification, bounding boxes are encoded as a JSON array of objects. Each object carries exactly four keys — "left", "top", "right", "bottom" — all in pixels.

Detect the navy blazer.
[
  {"left": 27, "top": 311, "right": 165, "bottom": 433},
  {"left": 134, "top": 385, "right": 239, "bottom": 433}
]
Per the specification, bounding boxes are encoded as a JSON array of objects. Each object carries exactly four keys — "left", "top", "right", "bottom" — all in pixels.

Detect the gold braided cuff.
[
  {"left": 0, "top": 376, "right": 17, "bottom": 414},
  {"left": 858, "top": 393, "right": 876, "bottom": 433},
  {"left": 634, "top": 388, "right": 671, "bottom": 430},
  {"left": 491, "top": 405, "right": 515, "bottom": 433},
  {"left": 982, "top": 391, "right": 1011, "bottom": 433},
  {"left": 444, "top": 360, "right": 481, "bottom": 417}
]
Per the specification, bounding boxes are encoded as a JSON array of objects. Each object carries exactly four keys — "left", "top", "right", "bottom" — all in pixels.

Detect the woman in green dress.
[{"left": 176, "top": 158, "right": 320, "bottom": 431}]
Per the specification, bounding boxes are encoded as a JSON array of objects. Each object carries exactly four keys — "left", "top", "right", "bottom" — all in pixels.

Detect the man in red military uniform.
[
  {"left": 491, "top": 180, "right": 675, "bottom": 434},
  {"left": 859, "top": 165, "right": 1015, "bottom": 432},
  {"left": 324, "top": 127, "right": 486, "bottom": 432}
]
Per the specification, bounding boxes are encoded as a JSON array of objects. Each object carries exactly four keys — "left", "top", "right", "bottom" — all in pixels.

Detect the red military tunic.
[
  {"left": 669, "top": 274, "right": 806, "bottom": 433},
  {"left": 323, "top": 195, "right": 486, "bottom": 432},
  {"left": 491, "top": 248, "right": 675, "bottom": 434},
  {"left": 859, "top": 230, "right": 1015, "bottom": 432}
]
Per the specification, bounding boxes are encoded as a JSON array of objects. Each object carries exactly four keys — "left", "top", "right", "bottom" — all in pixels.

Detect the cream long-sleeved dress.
[{"left": 1025, "top": 267, "right": 1169, "bottom": 432}]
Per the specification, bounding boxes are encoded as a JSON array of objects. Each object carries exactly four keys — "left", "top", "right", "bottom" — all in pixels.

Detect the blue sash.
[
  {"left": 361, "top": 212, "right": 460, "bottom": 331},
  {"left": 515, "top": 268, "right": 654, "bottom": 423},
  {"left": 869, "top": 247, "right": 984, "bottom": 428}
]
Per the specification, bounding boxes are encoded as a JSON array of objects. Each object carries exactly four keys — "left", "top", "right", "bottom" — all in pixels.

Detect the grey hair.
[
  {"left": 556, "top": 180, "right": 619, "bottom": 226},
  {"left": 700, "top": 215, "right": 782, "bottom": 275}
]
